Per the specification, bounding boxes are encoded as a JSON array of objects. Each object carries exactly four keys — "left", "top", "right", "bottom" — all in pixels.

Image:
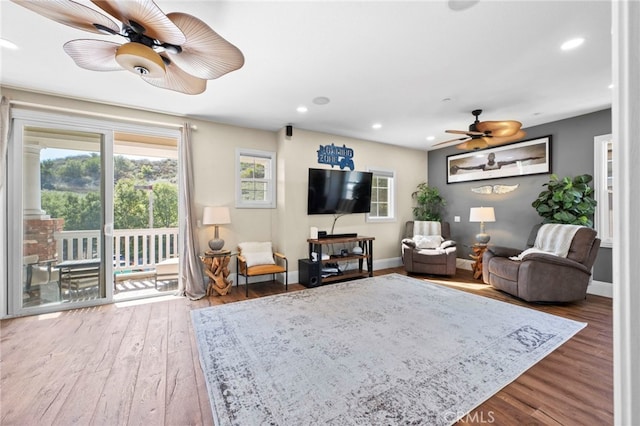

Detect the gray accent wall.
[{"left": 428, "top": 109, "right": 612, "bottom": 283}]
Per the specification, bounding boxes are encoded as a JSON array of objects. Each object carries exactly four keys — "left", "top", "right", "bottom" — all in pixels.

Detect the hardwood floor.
[{"left": 0, "top": 268, "right": 613, "bottom": 425}]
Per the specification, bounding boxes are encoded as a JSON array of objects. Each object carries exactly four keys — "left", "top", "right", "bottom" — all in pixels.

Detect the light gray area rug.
[{"left": 192, "top": 273, "right": 586, "bottom": 425}]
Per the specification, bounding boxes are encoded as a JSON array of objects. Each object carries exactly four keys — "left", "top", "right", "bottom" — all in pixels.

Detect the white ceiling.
[{"left": 0, "top": 0, "right": 612, "bottom": 151}]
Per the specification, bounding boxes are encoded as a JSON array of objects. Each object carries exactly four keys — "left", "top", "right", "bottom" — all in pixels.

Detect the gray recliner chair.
[
  {"left": 402, "top": 221, "right": 457, "bottom": 276},
  {"left": 482, "top": 224, "right": 600, "bottom": 302}
]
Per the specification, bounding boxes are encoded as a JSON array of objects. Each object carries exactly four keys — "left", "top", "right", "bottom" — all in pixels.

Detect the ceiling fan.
[
  {"left": 433, "top": 109, "right": 526, "bottom": 150},
  {"left": 11, "top": 0, "right": 245, "bottom": 95}
]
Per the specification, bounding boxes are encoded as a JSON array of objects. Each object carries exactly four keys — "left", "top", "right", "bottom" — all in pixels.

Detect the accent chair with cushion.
[
  {"left": 482, "top": 223, "right": 601, "bottom": 303},
  {"left": 237, "top": 242, "right": 288, "bottom": 297},
  {"left": 402, "top": 221, "right": 457, "bottom": 276}
]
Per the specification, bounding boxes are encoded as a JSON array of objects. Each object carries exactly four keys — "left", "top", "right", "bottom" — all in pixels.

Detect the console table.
[{"left": 306, "top": 236, "right": 374, "bottom": 286}]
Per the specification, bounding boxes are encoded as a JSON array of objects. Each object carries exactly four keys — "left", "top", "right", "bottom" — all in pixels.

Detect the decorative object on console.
[
  {"left": 11, "top": 0, "right": 244, "bottom": 95},
  {"left": 471, "top": 183, "right": 519, "bottom": 194},
  {"left": 202, "top": 206, "right": 231, "bottom": 251},
  {"left": 469, "top": 206, "right": 495, "bottom": 244},
  {"left": 309, "top": 226, "right": 318, "bottom": 239}
]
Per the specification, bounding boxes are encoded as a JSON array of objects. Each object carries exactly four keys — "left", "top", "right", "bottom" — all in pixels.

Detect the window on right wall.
[{"left": 594, "top": 134, "right": 613, "bottom": 247}]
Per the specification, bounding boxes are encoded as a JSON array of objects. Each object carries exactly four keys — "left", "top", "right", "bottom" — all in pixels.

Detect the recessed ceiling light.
[
  {"left": 608, "top": 83, "right": 614, "bottom": 89},
  {"left": 426, "top": 136, "right": 435, "bottom": 141},
  {"left": 296, "top": 106, "right": 308, "bottom": 113},
  {"left": 561, "top": 37, "right": 584, "bottom": 51},
  {"left": 372, "top": 123, "right": 382, "bottom": 130},
  {"left": 313, "top": 96, "right": 330, "bottom": 105},
  {"left": 0, "top": 38, "right": 18, "bottom": 50},
  {"left": 448, "top": 0, "right": 480, "bottom": 11}
]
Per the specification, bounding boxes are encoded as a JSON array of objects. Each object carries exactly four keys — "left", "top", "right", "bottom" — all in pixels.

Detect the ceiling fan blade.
[
  {"left": 91, "top": 0, "right": 185, "bottom": 45},
  {"left": 63, "top": 39, "right": 123, "bottom": 71},
  {"left": 432, "top": 136, "right": 470, "bottom": 147},
  {"left": 486, "top": 130, "right": 527, "bottom": 146},
  {"left": 446, "top": 129, "right": 484, "bottom": 136},
  {"left": 141, "top": 60, "right": 206, "bottom": 95},
  {"left": 165, "top": 12, "right": 244, "bottom": 80},
  {"left": 457, "top": 138, "right": 490, "bottom": 151},
  {"left": 11, "top": 0, "right": 120, "bottom": 34},
  {"left": 476, "top": 120, "right": 522, "bottom": 137}
]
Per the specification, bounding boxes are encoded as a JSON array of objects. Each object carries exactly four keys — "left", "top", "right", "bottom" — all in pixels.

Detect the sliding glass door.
[
  {"left": 9, "top": 115, "right": 114, "bottom": 315},
  {"left": 7, "top": 108, "right": 181, "bottom": 315}
]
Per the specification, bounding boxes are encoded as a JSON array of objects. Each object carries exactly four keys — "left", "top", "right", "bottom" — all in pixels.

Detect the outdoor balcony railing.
[{"left": 54, "top": 227, "right": 179, "bottom": 273}]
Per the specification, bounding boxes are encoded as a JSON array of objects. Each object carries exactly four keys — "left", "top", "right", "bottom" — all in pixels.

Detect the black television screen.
[{"left": 307, "top": 168, "right": 373, "bottom": 215}]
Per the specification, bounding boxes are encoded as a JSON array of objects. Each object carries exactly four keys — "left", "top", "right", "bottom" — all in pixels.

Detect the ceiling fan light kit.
[
  {"left": 434, "top": 109, "right": 527, "bottom": 150},
  {"left": 115, "top": 42, "right": 165, "bottom": 78},
  {"left": 11, "top": 0, "right": 245, "bottom": 95}
]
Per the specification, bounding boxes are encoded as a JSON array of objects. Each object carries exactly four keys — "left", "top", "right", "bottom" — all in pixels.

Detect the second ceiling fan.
[{"left": 434, "top": 109, "right": 526, "bottom": 150}]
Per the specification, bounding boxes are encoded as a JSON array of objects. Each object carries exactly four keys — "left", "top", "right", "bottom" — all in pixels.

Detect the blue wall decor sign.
[{"left": 317, "top": 143, "right": 354, "bottom": 170}]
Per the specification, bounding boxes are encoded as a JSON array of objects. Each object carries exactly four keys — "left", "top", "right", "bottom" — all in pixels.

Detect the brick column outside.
[{"left": 23, "top": 218, "right": 65, "bottom": 262}]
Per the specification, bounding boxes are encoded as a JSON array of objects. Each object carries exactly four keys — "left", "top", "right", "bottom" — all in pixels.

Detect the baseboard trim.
[
  {"left": 374, "top": 257, "right": 403, "bottom": 270},
  {"left": 457, "top": 258, "right": 473, "bottom": 271},
  {"left": 587, "top": 280, "right": 613, "bottom": 298}
]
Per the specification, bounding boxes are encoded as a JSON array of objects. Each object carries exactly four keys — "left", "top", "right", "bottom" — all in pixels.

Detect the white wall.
[{"left": 276, "top": 127, "right": 428, "bottom": 265}]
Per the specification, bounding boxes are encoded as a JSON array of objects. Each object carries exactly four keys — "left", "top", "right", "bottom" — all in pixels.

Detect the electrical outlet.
[{"left": 454, "top": 216, "right": 461, "bottom": 222}]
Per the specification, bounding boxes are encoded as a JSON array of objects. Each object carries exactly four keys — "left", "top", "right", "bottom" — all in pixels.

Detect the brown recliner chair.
[
  {"left": 402, "top": 221, "right": 457, "bottom": 276},
  {"left": 482, "top": 224, "right": 600, "bottom": 302}
]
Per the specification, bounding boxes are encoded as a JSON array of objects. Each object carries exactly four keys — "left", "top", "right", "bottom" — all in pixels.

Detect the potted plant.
[
  {"left": 531, "top": 174, "right": 597, "bottom": 226},
  {"left": 412, "top": 183, "right": 446, "bottom": 221}
]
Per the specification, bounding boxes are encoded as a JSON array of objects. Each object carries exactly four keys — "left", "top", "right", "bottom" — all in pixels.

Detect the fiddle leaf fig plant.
[
  {"left": 531, "top": 174, "right": 597, "bottom": 227},
  {"left": 412, "top": 183, "right": 446, "bottom": 221}
]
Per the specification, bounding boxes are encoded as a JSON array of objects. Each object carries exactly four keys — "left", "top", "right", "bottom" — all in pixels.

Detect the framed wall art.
[{"left": 447, "top": 136, "right": 551, "bottom": 184}]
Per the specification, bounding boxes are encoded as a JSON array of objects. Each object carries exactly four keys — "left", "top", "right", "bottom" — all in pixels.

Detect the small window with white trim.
[
  {"left": 236, "top": 148, "right": 276, "bottom": 208},
  {"left": 367, "top": 168, "right": 395, "bottom": 222}
]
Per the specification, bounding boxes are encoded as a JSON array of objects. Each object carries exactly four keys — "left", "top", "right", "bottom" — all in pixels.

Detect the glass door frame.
[
  {"left": 8, "top": 109, "right": 114, "bottom": 315},
  {"left": 6, "top": 108, "right": 182, "bottom": 316}
]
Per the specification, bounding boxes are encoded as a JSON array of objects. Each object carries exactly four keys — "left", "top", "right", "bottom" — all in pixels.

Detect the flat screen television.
[{"left": 307, "top": 168, "right": 373, "bottom": 215}]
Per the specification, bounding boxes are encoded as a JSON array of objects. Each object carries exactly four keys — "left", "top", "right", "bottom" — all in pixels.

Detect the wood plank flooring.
[{"left": 0, "top": 268, "right": 613, "bottom": 425}]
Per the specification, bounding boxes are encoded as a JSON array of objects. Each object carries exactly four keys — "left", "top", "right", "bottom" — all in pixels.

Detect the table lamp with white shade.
[
  {"left": 202, "top": 206, "right": 231, "bottom": 251},
  {"left": 469, "top": 206, "right": 496, "bottom": 244}
]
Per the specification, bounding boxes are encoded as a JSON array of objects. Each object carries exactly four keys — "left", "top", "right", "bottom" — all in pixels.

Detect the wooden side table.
[
  {"left": 469, "top": 244, "right": 488, "bottom": 280},
  {"left": 199, "top": 250, "right": 236, "bottom": 296}
]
